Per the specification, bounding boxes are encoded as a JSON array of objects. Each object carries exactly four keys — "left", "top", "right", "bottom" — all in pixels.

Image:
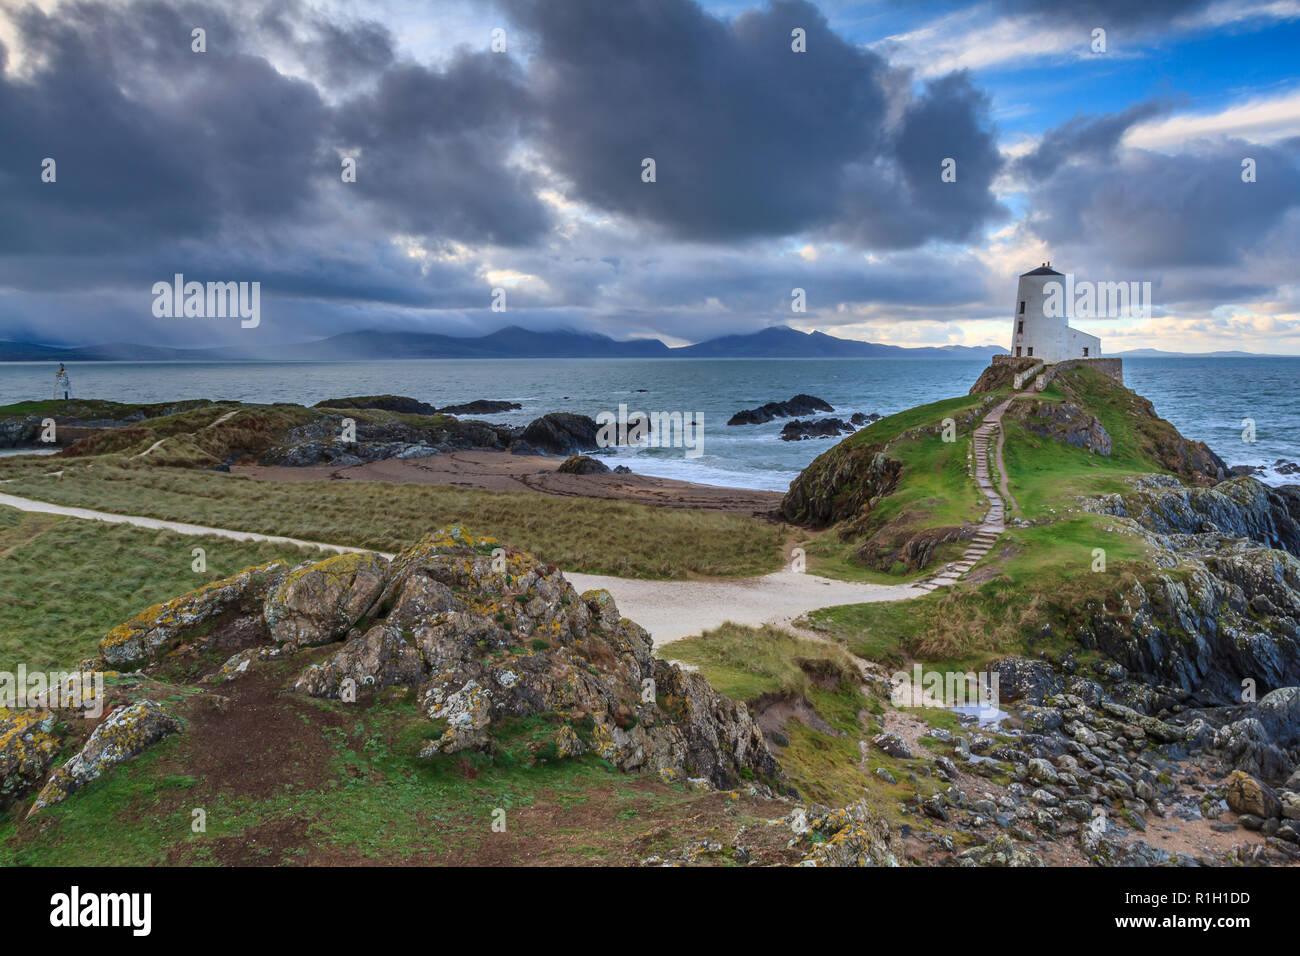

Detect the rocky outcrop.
[
  {"left": 1068, "top": 474, "right": 1300, "bottom": 704},
  {"left": 519, "top": 413, "right": 601, "bottom": 456},
  {"left": 794, "top": 801, "right": 899, "bottom": 867},
  {"left": 557, "top": 454, "right": 610, "bottom": 475},
  {"left": 0, "top": 414, "right": 41, "bottom": 448},
  {"left": 1090, "top": 475, "right": 1300, "bottom": 554},
  {"left": 779, "top": 418, "right": 856, "bottom": 441},
  {"left": 1007, "top": 400, "right": 1111, "bottom": 455},
  {"left": 96, "top": 528, "right": 780, "bottom": 792},
  {"left": 437, "top": 400, "right": 522, "bottom": 415},
  {"left": 969, "top": 357, "right": 1041, "bottom": 394},
  {"left": 728, "top": 394, "right": 833, "bottom": 426},
  {"left": 262, "top": 414, "right": 515, "bottom": 466},
  {"left": 313, "top": 395, "right": 437, "bottom": 415},
  {"left": 780, "top": 446, "right": 902, "bottom": 528},
  {"left": 29, "top": 700, "right": 181, "bottom": 815}
]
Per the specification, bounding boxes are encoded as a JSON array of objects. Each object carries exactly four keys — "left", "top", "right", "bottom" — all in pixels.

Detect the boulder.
[
  {"left": 0, "top": 708, "right": 60, "bottom": 811},
  {"left": 728, "top": 394, "right": 833, "bottom": 426},
  {"left": 1225, "top": 770, "right": 1282, "bottom": 819},
  {"left": 29, "top": 700, "right": 181, "bottom": 815},
  {"left": 872, "top": 732, "right": 913, "bottom": 759},
  {"left": 519, "top": 413, "right": 601, "bottom": 456},
  {"left": 557, "top": 454, "right": 611, "bottom": 475},
  {"left": 263, "top": 551, "right": 389, "bottom": 648}
]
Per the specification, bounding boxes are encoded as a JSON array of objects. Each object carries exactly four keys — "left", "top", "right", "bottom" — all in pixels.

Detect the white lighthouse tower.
[{"left": 1009, "top": 262, "right": 1100, "bottom": 364}]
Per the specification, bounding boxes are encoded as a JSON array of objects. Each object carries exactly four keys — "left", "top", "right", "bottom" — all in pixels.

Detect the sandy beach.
[{"left": 234, "top": 449, "right": 785, "bottom": 515}]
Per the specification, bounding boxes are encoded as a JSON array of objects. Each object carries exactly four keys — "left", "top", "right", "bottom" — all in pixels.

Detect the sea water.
[{"left": 1, "top": 357, "right": 1295, "bottom": 492}]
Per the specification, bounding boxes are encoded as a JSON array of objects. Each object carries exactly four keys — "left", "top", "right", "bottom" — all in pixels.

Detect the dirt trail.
[
  {"left": 132, "top": 407, "right": 242, "bottom": 460},
  {"left": 0, "top": 490, "right": 920, "bottom": 647}
]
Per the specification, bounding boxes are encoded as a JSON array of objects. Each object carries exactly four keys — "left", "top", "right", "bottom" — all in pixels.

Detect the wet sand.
[{"left": 233, "top": 449, "right": 785, "bottom": 515}]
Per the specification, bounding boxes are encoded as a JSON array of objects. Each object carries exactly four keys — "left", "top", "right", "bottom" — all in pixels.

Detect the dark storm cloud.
[
  {"left": 0, "top": 0, "right": 547, "bottom": 260},
  {"left": 330, "top": 52, "right": 549, "bottom": 245},
  {"left": 1013, "top": 101, "right": 1167, "bottom": 181},
  {"left": 1018, "top": 107, "right": 1300, "bottom": 270},
  {"left": 499, "top": 0, "right": 1004, "bottom": 246},
  {"left": 256, "top": 1, "right": 397, "bottom": 85},
  {"left": 833, "top": 72, "right": 1008, "bottom": 247},
  {"left": 0, "top": 1, "right": 327, "bottom": 254}
]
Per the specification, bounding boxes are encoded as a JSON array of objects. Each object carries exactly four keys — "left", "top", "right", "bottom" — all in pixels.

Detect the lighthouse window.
[
  {"left": 1083, "top": 347, "right": 1089, "bottom": 356},
  {"left": 1017, "top": 321, "right": 1023, "bottom": 334},
  {"left": 1027, "top": 347, "right": 1033, "bottom": 357},
  {"left": 1019, "top": 301, "right": 1025, "bottom": 314}
]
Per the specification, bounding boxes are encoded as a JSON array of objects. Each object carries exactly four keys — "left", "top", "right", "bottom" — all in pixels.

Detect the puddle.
[{"left": 952, "top": 702, "right": 1011, "bottom": 729}]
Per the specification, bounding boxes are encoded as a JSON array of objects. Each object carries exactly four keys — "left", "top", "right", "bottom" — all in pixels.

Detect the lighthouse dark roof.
[{"left": 1021, "top": 265, "right": 1063, "bottom": 276}]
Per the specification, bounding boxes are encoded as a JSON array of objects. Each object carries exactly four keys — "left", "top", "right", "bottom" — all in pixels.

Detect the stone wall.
[{"left": 989, "top": 355, "right": 1123, "bottom": 384}]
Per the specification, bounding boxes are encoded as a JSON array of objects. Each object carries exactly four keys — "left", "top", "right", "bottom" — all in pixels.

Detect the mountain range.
[{"left": 0, "top": 325, "right": 1008, "bottom": 362}]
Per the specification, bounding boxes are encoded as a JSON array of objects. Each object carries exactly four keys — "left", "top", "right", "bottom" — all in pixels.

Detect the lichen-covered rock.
[
  {"left": 651, "top": 659, "right": 778, "bottom": 787},
  {"left": 29, "top": 700, "right": 181, "bottom": 815},
  {"left": 294, "top": 624, "right": 425, "bottom": 697},
  {"left": 419, "top": 679, "right": 494, "bottom": 756},
  {"left": 958, "top": 834, "right": 1044, "bottom": 867},
  {"left": 554, "top": 724, "right": 585, "bottom": 758},
  {"left": 0, "top": 708, "right": 61, "bottom": 811},
  {"left": 797, "top": 801, "right": 898, "bottom": 867},
  {"left": 1225, "top": 770, "right": 1281, "bottom": 819},
  {"left": 288, "top": 529, "right": 779, "bottom": 789},
  {"left": 263, "top": 551, "right": 388, "bottom": 647},
  {"left": 99, "top": 561, "right": 289, "bottom": 669}
]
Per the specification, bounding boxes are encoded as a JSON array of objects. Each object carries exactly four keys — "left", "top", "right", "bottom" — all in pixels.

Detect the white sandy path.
[{"left": 0, "top": 491, "right": 920, "bottom": 647}]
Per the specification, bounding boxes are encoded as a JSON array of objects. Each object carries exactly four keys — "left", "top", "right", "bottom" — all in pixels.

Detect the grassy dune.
[
  {"left": 0, "top": 505, "right": 319, "bottom": 670},
  {"left": 0, "top": 463, "right": 783, "bottom": 579}
]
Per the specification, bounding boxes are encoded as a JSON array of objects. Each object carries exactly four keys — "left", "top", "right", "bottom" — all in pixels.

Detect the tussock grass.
[
  {"left": 806, "top": 515, "right": 1150, "bottom": 667},
  {"left": 659, "top": 623, "right": 858, "bottom": 702},
  {"left": 660, "top": 622, "right": 874, "bottom": 804},
  {"left": 0, "top": 464, "right": 782, "bottom": 579},
  {"left": 0, "top": 506, "right": 318, "bottom": 670}
]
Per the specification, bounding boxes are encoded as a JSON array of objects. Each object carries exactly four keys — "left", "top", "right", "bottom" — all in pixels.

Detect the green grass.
[
  {"left": 659, "top": 622, "right": 859, "bottom": 702},
  {"left": 0, "top": 693, "right": 753, "bottom": 866},
  {"left": 0, "top": 463, "right": 783, "bottom": 579},
  {"left": 804, "top": 514, "right": 1152, "bottom": 666},
  {"left": 0, "top": 506, "right": 319, "bottom": 670},
  {"left": 659, "top": 623, "right": 876, "bottom": 805}
]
